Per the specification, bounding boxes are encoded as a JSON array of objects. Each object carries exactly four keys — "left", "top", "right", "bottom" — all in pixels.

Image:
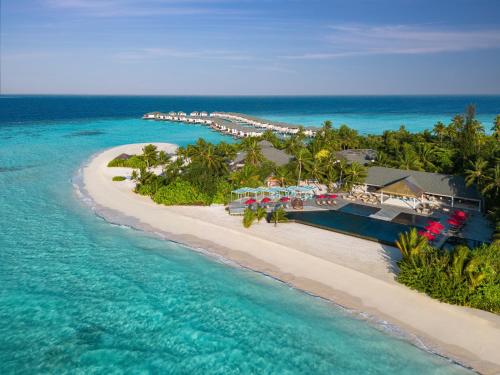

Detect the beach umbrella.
[
  {"left": 261, "top": 197, "right": 271, "bottom": 203},
  {"left": 426, "top": 226, "right": 441, "bottom": 234},
  {"left": 280, "top": 197, "right": 290, "bottom": 202},
  {"left": 454, "top": 210, "right": 467, "bottom": 219},
  {"left": 420, "top": 231, "right": 435, "bottom": 240},
  {"left": 317, "top": 194, "right": 326, "bottom": 199},
  {"left": 245, "top": 198, "right": 256, "bottom": 205},
  {"left": 328, "top": 194, "right": 337, "bottom": 199},
  {"left": 427, "top": 221, "right": 444, "bottom": 229},
  {"left": 447, "top": 218, "right": 460, "bottom": 226}
]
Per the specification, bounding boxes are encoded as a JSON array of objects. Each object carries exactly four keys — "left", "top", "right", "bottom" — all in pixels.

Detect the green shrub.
[
  {"left": 112, "top": 176, "right": 126, "bottom": 181},
  {"left": 396, "top": 240, "right": 500, "bottom": 313},
  {"left": 152, "top": 180, "right": 211, "bottom": 206},
  {"left": 211, "top": 180, "right": 233, "bottom": 205},
  {"left": 243, "top": 208, "right": 256, "bottom": 228},
  {"left": 108, "top": 155, "right": 146, "bottom": 169}
]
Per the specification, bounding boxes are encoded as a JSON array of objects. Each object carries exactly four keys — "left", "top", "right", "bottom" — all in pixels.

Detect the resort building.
[
  {"left": 230, "top": 141, "right": 292, "bottom": 169},
  {"left": 359, "top": 166, "right": 483, "bottom": 211},
  {"left": 336, "top": 149, "right": 377, "bottom": 165}
]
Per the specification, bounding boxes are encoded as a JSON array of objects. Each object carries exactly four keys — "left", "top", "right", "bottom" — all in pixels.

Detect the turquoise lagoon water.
[{"left": 0, "top": 96, "right": 486, "bottom": 374}]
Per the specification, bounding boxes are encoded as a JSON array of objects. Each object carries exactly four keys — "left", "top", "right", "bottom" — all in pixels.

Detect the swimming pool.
[
  {"left": 338, "top": 203, "right": 380, "bottom": 217},
  {"left": 391, "top": 212, "right": 438, "bottom": 227},
  {"left": 287, "top": 210, "right": 421, "bottom": 245}
]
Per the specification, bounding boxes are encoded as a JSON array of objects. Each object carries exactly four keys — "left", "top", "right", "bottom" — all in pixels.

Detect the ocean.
[{"left": 2, "top": 95, "right": 495, "bottom": 374}]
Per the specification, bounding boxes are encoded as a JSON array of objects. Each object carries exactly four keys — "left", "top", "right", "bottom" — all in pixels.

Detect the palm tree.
[
  {"left": 397, "top": 144, "right": 422, "bottom": 171},
  {"left": 304, "top": 158, "right": 326, "bottom": 184},
  {"left": 448, "top": 246, "right": 470, "bottom": 286},
  {"left": 158, "top": 150, "right": 170, "bottom": 166},
  {"left": 416, "top": 143, "right": 437, "bottom": 171},
  {"left": 271, "top": 207, "right": 288, "bottom": 227},
  {"left": 324, "top": 167, "right": 340, "bottom": 192},
  {"left": 395, "top": 228, "right": 428, "bottom": 262},
  {"left": 465, "top": 256, "right": 487, "bottom": 290},
  {"left": 464, "top": 158, "right": 488, "bottom": 188},
  {"left": 241, "top": 137, "right": 264, "bottom": 166},
  {"left": 229, "top": 164, "right": 261, "bottom": 188},
  {"left": 131, "top": 169, "right": 138, "bottom": 182},
  {"left": 273, "top": 166, "right": 293, "bottom": 187},
  {"left": 142, "top": 144, "right": 158, "bottom": 168},
  {"left": 482, "top": 164, "right": 500, "bottom": 197},
  {"left": 334, "top": 158, "right": 348, "bottom": 189},
  {"left": 492, "top": 115, "right": 500, "bottom": 141},
  {"left": 243, "top": 208, "right": 256, "bottom": 228},
  {"left": 293, "top": 147, "right": 312, "bottom": 184},
  {"left": 187, "top": 140, "right": 228, "bottom": 177},
  {"left": 342, "top": 162, "right": 367, "bottom": 190},
  {"left": 284, "top": 131, "right": 305, "bottom": 154},
  {"left": 433, "top": 122, "right": 446, "bottom": 144},
  {"left": 256, "top": 207, "right": 267, "bottom": 222}
]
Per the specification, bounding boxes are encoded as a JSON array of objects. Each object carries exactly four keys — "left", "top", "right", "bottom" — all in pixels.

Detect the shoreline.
[{"left": 79, "top": 143, "right": 500, "bottom": 374}]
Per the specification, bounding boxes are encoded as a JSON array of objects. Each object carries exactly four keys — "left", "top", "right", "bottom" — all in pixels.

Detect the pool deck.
[{"left": 228, "top": 196, "right": 493, "bottom": 245}]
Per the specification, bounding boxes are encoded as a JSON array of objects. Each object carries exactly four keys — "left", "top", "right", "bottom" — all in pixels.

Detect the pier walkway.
[{"left": 143, "top": 111, "right": 318, "bottom": 138}]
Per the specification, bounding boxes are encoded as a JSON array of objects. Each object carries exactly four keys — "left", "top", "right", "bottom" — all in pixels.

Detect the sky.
[{"left": 1, "top": 0, "right": 500, "bottom": 95}]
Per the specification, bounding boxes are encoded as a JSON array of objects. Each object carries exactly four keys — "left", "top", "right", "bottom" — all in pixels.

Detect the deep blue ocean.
[{"left": 2, "top": 95, "right": 497, "bottom": 374}]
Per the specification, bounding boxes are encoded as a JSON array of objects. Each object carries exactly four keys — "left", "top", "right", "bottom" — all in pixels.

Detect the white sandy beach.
[{"left": 82, "top": 143, "right": 500, "bottom": 374}]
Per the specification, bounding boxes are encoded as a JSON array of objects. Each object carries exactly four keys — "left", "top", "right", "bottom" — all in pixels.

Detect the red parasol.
[
  {"left": 426, "top": 226, "right": 441, "bottom": 234},
  {"left": 261, "top": 197, "right": 271, "bottom": 203},
  {"left": 245, "top": 198, "right": 256, "bottom": 205},
  {"left": 427, "top": 221, "right": 444, "bottom": 229},
  {"left": 447, "top": 218, "right": 460, "bottom": 226},
  {"left": 328, "top": 194, "right": 337, "bottom": 199},
  {"left": 419, "top": 231, "right": 435, "bottom": 240},
  {"left": 280, "top": 196, "right": 290, "bottom": 202}
]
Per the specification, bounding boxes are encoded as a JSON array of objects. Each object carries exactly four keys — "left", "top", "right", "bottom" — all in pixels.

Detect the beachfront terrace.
[
  {"left": 227, "top": 185, "right": 492, "bottom": 246},
  {"left": 358, "top": 166, "right": 483, "bottom": 212}
]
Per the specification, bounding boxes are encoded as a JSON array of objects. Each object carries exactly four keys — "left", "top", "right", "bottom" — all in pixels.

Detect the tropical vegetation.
[
  {"left": 396, "top": 229, "right": 499, "bottom": 313},
  {"left": 111, "top": 106, "right": 499, "bottom": 312}
]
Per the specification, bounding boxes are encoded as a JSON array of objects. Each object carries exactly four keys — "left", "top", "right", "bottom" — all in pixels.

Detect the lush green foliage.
[
  {"left": 107, "top": 155, "right": 146, "bottom": 169},
  {"left": 112, "top": 176, "right": 126, "bottom": 181},
  {"left": 271, "top": 207, "right": 288, "bottom": 227},
  {"left": 153, "top": 180, "right": 211, "bottom": 206},
  {"left": 396, "top": 229, "right": 500, "bottom": 313},
  {"left": 243, "top": 208, "right": 257, "bottom": 228},
  {"left": 132, "top": 141, "right": 237, "bottom": 206}
]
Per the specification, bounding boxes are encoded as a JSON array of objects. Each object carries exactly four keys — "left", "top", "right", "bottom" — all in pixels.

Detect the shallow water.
[{"left": 0, "top": 97, "right": 479, "bottom": 373}]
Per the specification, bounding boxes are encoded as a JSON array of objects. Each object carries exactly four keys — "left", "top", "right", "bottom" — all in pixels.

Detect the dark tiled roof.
[
  {"left": 378, "top": 176, "right": 424, "bottom": 197},
  {"left": 233, "top": 141, "right": 291, "bottom": 166},
  {"left": 336, "top": 149, "right": 377, "bottom": 165},
  {"left": 366, "top": 166, "right": 482, "bottom": 200}
]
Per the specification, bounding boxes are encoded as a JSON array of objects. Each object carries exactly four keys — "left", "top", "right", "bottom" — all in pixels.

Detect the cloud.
[
  {"left": 43, "top": 0, "right": 244, "bottom": 17},
  {"left": 283, "top": 24, "right": 500, "bottom": 59},
  {"left": 114, "top": 47, "right": 254, "bottom": 61}
]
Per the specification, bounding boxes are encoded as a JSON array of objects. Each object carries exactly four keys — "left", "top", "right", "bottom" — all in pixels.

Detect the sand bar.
[{"left": 81, "top": 143, "right": 500, "bottom": 374}]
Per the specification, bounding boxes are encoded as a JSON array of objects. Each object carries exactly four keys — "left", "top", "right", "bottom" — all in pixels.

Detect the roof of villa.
[
  {"left": 233, "top": 141, "right": 292, "bottom": 166},
  {"left": 336, "top": 149, "right": 377, "bottom": 165},
  {"left": 378, "top": 176, "right": 424, "bottom": 197},
  {"left": 365, "top": 166, "right": 482, "bottom": 200},
  {"left": 115, "top": 153, "right": 132, "bottom": 160}
]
